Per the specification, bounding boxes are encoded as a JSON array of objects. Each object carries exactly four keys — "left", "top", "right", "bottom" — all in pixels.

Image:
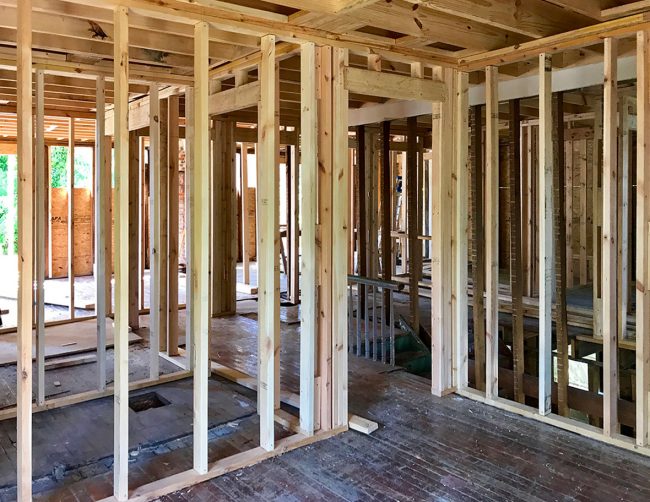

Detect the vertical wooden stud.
[
  {"left": 113, "top": 6, "right": 130, "bottom": 500},
  {"left": 485, "top": 65, "right": 499, "bottom": 401},
  {"left": 96, "top": 75, "right": 107, "bottom": 390},
  {"left": 168, "top": 95, "right": 180, "bottom": 354},
  {"left": 149, "top": 85, "right": 161, "bottom": 379},
  {"left": 603, "top": 38, "right": 619, "bottom": 436},
  {"left": 35, "top": 69, "right": 46, "bottom": 406},
  {"left": 258, "top": 34, "right": 280, "bottom": 451},
  {"left": 192, "top": 20, "right": 210, "bottom": 474},
  {"left": 68, "top": 117, "right": 75, "bottom": 318},
  {"left": 300, "top": 42, "right": 317, "bottom": 436},
  {"left": 538, "top": 53, "right": 553, "bottom": 416}
]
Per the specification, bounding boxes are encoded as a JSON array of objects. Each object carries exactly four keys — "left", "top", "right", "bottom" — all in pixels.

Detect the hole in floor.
[{"left": 129, "top": 392, "right": 171, "bottom": 413}]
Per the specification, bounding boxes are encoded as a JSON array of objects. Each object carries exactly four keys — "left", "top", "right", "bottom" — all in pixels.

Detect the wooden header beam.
[{"left": 343, "top": 67, "right": 446, "bottom": 102}]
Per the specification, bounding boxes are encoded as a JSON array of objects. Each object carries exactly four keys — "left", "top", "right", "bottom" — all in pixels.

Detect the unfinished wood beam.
[
  {"left": 538, "top": 53, "right": 553, "bottom": 416},
  {"left": 35, "top": 68, "right": 46, "bottom": 407},
  {"left": 149, "top": 84, "right": 161, "bottom": 378},
  {"left": 128, "top": 130, "right": 140, "bottom": 329},
  {"left": 332, "top": 46, "right": 349, "bottom": 428},
  {"left": 113, "top": 5, "right": 130, "bottom": 500},
  {"left": 637, "top": 28, "right": 650, "bottom": 448},
  {"left": 618, "top": 97, "right": 630, "bottom": 341},
  {"left": 159, "top": 97, "right": 169, "bottom": 353},
  {"left": 381, "top": 119, "right": 391, "bottom": 316},
  {"left": 485, "top": 65, "right": 499, "bottom": 401},
  {"left": 553, "top": 92, "right": 569, "bottom": 417},
  {"left": 470, "top": 105, "right": 486, "bottom": 392},
  {"left": 454, "top": 71, "right": 469, "bottom": 391},
  {"left": 95, "top": 75, "right": 107, "bottom": 390},
  {"left": 509, "top": 99, "right": 525, "bottom": 404},
  {"left": 168, "top": 94, "right": 180, "bottom": 354},
  {"left": 431, "top": 66, "right": 455, "bottom": 396},
  {"left": 67, "top": 116, "right": 75, "bottom": 319},
  {"left": 258, "top": 34, "right": 280, "bottom": 452},
  {"left": 16, "top": 0, "right": 33, "bottom": 497},
  {"left": 288, "top": 144, "right": 300, "bottom": 305},
  {"left": 603, "top": 37, "right": 619, "bottom": 437},
  {"left": 407, "top": 114, "right": 420, "bottom": 330},
  {"left": 210, "top": 118, "right": 237, "bottom": 316},
  {"left": 299, "top": 41, "right": 317, "bottom": 437},
  {"left": 343, "top": 67, "right": 446, "bottom": 102},
  {"left": 184, "top": 86, "right": 193, "bottom": 369},
  {"left": 240, "top": 142, "right": 251, "bottom": 286},
  {"left": 593, "top": 101, "right": 604, "bottom": 338},
  {"left": 192, "top": 19, "right": 210, "bottom": 474},
  {"left": 317, "top": 46, "right": 333, "bottom": 429}
]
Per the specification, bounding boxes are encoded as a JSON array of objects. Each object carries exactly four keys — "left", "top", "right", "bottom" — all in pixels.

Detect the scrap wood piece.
[{"left": 348, "top": 414, "right": 378, "bottom": 435}]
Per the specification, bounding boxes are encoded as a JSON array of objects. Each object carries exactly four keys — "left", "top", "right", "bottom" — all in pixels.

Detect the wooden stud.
[
  {"left": 603, "top": 37, "right": 619, "bottom": 436},
  {"left": 470, "top": 105, "right": 486, "bottom": 392},
  {"left": 192, "top": 20, "right": 210, "bottom": 474},
  {"left": 185, "top": 86, "right": 193, "bottom": 369},
  {"left": 332, "top": 47, "right": 349, "bottom": 428},
  {"left": 454, "top": 71, "right": 469, "bottom": 391},
  {"left": 381, "top": 119, "right": 391, "bottom": 316},
  {"left": 639, "top": 29, "right": 650, "bottom": 447},
  {"left": 299, "top": 41, "right": 317, "bottom": 437},
  {"left": 68, "top": 116, "right": 75, "bottom": 319},
  {"left": 593, "top": 101, "right": 604, "bottom": 338},
  {"left": 113, "top": 6, "right": 130, "bottom": 500},
  {"left": 16, "top": 1, "right": 33, "bottom": 497},
  {"left": 317, "top": 46, "right": 333, "bottom": 430},
  {"left": 618, "top": 97, "right": 630, "bottom": 341},
  {"left": 128, "top": 130, "right": 139, "bottom": 329},
  {"left": 240, "top": 142, "right": 251, "bottom": 286},
  {"left": 553, "top": 92, "right": 569, "bottom": 417},
  {"left": 258, "top": 34, "right": 280, "bottom": 451},
  {"left": 159, "top": 97, "right": 169, "bottom": 353},
  {"left": 35, "top": 68, "right": 46, "bottom": 406},
  {"left": 149, "top": 84, "right": 161, "bottom": 379},
  {"left": 538, "top": 53, "right": 553, "bottom": 416},
  {"left": 407, "top": 114, "right": 420, "bottom": 330},
  {"left": 509, "top": 99, "right": 525, "bottom": 404},
  {"left": 288, "top": 144, "right": 300, "bottom": 304},
  {"left": 485, "top": 65, "right": 499, "bottom": 401},
  {"left": 168, "top": 94, "right": 180, "bottom": 354},
  {"left": 96, "top": 75, "right": 107, "bottom": 390}
]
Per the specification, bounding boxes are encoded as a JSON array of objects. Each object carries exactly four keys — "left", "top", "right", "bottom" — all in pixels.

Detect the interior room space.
[{"left": 2, "top": 1, "right": 650, "bottom": 501}]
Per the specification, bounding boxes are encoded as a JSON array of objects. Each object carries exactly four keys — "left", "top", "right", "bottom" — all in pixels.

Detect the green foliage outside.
[{"left": 0, "top": 147, "right": 93, "bottom": 255}]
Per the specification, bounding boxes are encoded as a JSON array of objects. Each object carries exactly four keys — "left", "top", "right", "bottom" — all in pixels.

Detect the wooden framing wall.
[{"left": 9, "top": 2, "right": 650, "bottom": 500}]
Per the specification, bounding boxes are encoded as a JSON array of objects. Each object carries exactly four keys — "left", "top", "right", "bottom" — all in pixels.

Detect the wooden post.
[
  {"left": 241, "top": 142, "right": 251, "bottom": 285},
  {"left": 407, "top": 115, "right": 420, "bottom": 330},
  {"left": 185, "top": 86, "right": 193, "bottom": 368},
  {"left": 35, "top": 69, "right": 46, "bottom": 406},
  {"left": 381, "top": 119, "right": 391, "bottom": 317},
  {"left": 618, "top": 97, "right": 630, "bottom": 341},
  {"left": 113, "top": 6, "right": 130, "bottom": 500},
  {"left": 317, "top": 46, "right": 333, "bottom": 430},
  {"left": 593, "top": 101, "right": 604, "bottom": 337},
  {"left": 258, "top": 34, "right": 280, "bottom": 451},
  {"left": 104, "top": 135, "right": 113, "bottom": 316},
  {"left": 149, "top": 85, "right": 161, "bottom": 379},
  {"left": 603, "top": 37, "right": 619, "bottom": 436},
  {"left": 68, "top": 117, "right": 75, "bottom": 318},
  {"left": 16, "top": 2, "right": 33, "bottom": 497},
  {"left": 168, "top": 94, "right": 180, "bottom": 353},
  {"left": 300, "top": 42, "right": 317, "bottom": 436},
  {"left": 96, "top": 75, "right": 107, "bottom": 390},
  {"left": 509, "top": 99, "right": 525, "bottom": 404},
  {"left": 538, "top": 53, "right": 553, "bottom": 416},
  {"left": 159, "top": 97, "right": 169, "bottom": 352},
  {"left": 637, "top": 30, "right": 650, "bottom": 448},
  {"left": 454, "top": 72, "right": 469, "bottom": 391},
  {"left": 553, "top": 92, "right": 569, "bottom": 417},
  {"left": 192, "top": 20, "right": 210, "bottom": 474},
  {"left": 211, "top": 119, "right": 237, "bottom": 316},
  {"left": 485, "top": 66, "right": 499, "bottom": 401},
  {"left": 288, "top": 144, "right": 300, "bottom": 304},
  {"left": 128, "top": 131, "right": 139, "bottom": 329},
  {"left": 470, "top": 105, "right": 486, "bottom": 392},
  {"left": 332, "top": 47, "right": 349, "bottom": 428}
]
